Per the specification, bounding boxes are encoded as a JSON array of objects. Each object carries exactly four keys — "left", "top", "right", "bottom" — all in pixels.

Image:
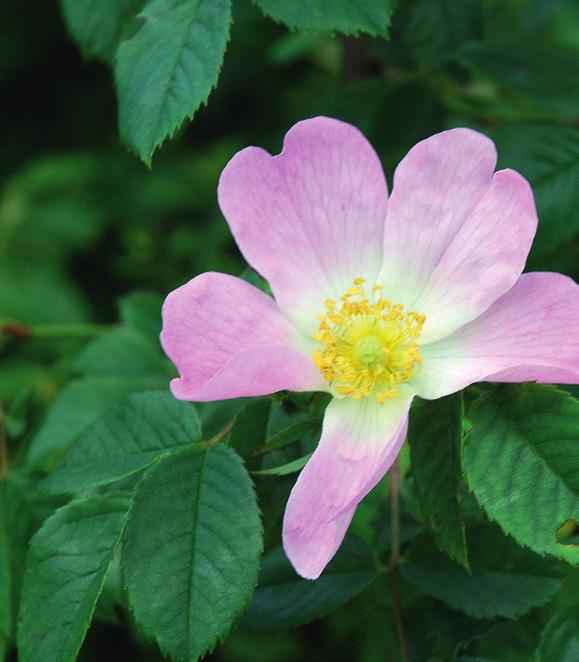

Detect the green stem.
[{"left": 1, "top": 322, "right": 110, "bottom": 340}]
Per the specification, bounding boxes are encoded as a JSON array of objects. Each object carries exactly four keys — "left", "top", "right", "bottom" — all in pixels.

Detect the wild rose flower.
[{"left": 160, "top": 117, "right": 579, "bottom": 579}]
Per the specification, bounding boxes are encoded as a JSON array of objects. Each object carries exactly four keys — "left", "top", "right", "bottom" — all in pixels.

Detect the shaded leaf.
[
  {"left": 401, "top": 524, "right": 563, "bottom": 619},
  {"left": 492, "top": 123, "right": 579, "bottom": 257},
  {"left": 537, "top": 609, "right": 579, "bottom": 662},
  {"left": 227, "top": 398, "right": 271, "bottom": 459},
  {"left": 409, "top": 393, "right": 469, "bottom": 569},
  {"left": 243, "top": 536, "right": 379, "bottom": 631},
  {"left": 59, "top": 0, "right": 142, "bottom": 62},
  {"left": 405, "top": 0, "right": 481, "bottom": 67}
]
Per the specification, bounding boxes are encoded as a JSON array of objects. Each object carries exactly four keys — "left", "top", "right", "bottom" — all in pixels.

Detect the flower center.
[{"left": 312, "top": 278, "right": 426, "bottom": 404}]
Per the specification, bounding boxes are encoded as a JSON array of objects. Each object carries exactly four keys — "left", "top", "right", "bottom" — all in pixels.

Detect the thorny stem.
[
  {"left": 389, "top": 458, "right": 408, "bottom": 662},
  {"left": 0, "top": 400, "right": 8, "bottom": 480}
]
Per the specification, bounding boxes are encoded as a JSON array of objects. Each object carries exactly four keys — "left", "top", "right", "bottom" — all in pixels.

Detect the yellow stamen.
[{"left": 312, "top": 278, "right": 426, "bottom": 405}]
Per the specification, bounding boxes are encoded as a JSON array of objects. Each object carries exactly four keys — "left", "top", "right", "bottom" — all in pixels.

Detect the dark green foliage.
[
  {"left": 244, "top": 536, "right": 379, "bottom": 631},
  {"left": 401, "top": 524, "right": 563, "bottom": 619}
]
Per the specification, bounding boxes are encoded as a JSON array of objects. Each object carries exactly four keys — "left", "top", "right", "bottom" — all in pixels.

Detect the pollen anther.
[{"left": 312, "top": 278, "right": 425, "bottom": 404}]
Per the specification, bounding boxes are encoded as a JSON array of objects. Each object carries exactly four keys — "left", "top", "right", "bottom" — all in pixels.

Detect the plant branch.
[{"left": 389, "top": 458, "right": 408, "bottom": 662}]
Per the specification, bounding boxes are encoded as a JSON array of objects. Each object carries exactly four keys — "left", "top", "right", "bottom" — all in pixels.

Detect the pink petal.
[
  {"left": 283, "top": 394, "right": 412, "bottom": 579},
  {"left": 414, "top": 272, "right": 579, "bottom": 399},
  {"left": 380, "top": 128, "right": 515, "bottom": 341},
  {"left": 160, "top": 272, "right": 323, "bottom": 401},
  {"left": 217, "top": 117, "right": 389, "bottom": 333},
  {"left": 410, "top": 169, "right": 537, "bottom": 342}
]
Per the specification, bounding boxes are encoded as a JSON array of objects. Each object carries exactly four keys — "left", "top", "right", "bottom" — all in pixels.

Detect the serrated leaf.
[
  {"left": 464, "top": 385, "right": 579, "bottom": 564},
  {"left": 59, "top": 0, "right": 142, "bottom": 62},
  {"left": 44, "top": 392, "right": 200, "bottom": 494},
  {"left": 26, "top": 376, "right": 163, "bottom": 469},
  {"left": 537, "top": 609, "right": 579, "bottom": 662},
  {"left": 405, "top": 0, "right": 481, "bottom": 67},
  {"left": 401, "top": 524, "right": 563, "bottom": 620},
  {"left": 252, "top": 0, "right": 396, "bottom": 36},
  {"left": 115, "top": 0, "right": 232, "bottom": 164},
  {"left": 492, "top": 123, "right": 579, "bottom": 257},
  {"left": 122, "top": 445, "right": 262, "bottom": 661},
  {"left": 243, "top": 536, "right": 379, "bottom": 631},
  {"left": 17, "top": 496, "right": 130, "bottom": 662},
  {"left": 409, "top": 394, "right": 469, "bottom": 569}
]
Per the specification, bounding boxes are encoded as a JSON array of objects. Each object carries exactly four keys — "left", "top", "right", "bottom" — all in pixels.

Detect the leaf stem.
[
  {"left": 1, "top": 322, "right": 111, "bottom": 340},
  {"left": 389, "top": 458, "right": 408, "bottom": 662},
  {"left": 204, "top": 418, "right": 235, "bottom": 448}
]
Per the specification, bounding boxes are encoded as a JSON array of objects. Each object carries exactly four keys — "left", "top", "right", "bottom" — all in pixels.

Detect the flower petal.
[
  {"left": 217, "top": 117, "right": 389, "bottom": 333},
  {"left": 283, "top": 393, "right": 412, "bottom": 579},
  {"left": 160, "top": 272, "right": 323, "bottom": 401},
  {"left": 410, "top": 169, "right": 537, "bottom": 342},
  {"left": 413, "top": 272, "right": 579, "bottom": 399},
  {"left": 380, "top": 128, "right": 508, "bottom": 341}
]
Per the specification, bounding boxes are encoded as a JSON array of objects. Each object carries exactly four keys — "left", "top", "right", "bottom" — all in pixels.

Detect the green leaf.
[
  {"left": 0, "top": 478, "right": 35, "bottom": 649},
  {"left": 464, "top": 385, "right": 579, "bottom": 564},
  {"left": 227, "top": 398, "right": 271, "bottom": 459},
  {"left": 26, "top": 376, "right": 162, "bottom": 469},
  {"left": 74, "top": 328, "right": 170, "bottom": 378},
  {"left": 492, "top": 123, "right": 579, "bottom": 257},
  {"left": 409, "top": 394, "right": 469, "bottom": 569},
  {"left": 17, "top": 496, "right": 130, "bottom": 662},
  {"left": 405, "top": 0, "right": 481, "bottom": 67},
  {"left": 260, "top": 419, "right": 319, "bottom": 454},
  {"left": 243, "top": 536, "right": 380, "bottom": 631},
  {"left": 537, "top": 609, "right": 579, "bottom": 662},
  {"left": 115, "top": 0, "right": 232, "bottom": 164},
  {"left": 59, "top": 0, "right": 142, "bottom": 62},
  {"left": 118, "top": 290, "right": 163, "bottom": 343},
  {"left": 44, "top": 392, "right": 200, "bottom": 494},
  {"left": 252, "top": 452, "right": 312, "bottom": 476},
  {"left": 122, "top": 445, "right": 262, "bottom": 661},
  {"left": 252, "top": 0, "right": 396, "bottom": 36},
  {"left": 458, "top": 42, "right": 579, "bottom": 119},
  {"left": 401, "top": 524, "right": 563, "bottom": 620}
]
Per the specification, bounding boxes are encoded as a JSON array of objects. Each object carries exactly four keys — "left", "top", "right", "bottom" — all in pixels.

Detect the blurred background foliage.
[{"left": 1, "top": 0, "right": 578, "bottom": 660}]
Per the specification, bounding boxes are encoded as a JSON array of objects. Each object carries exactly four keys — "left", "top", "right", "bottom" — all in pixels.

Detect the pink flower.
[{"left": 160, "top": 117, "right": 579, "bottom": 579}]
